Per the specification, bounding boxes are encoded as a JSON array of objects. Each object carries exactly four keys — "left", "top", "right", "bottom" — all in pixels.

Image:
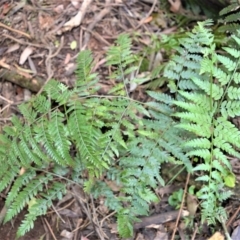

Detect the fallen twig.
[
  {"left": 43, "top": 218, "right": 58, "bottom": 240},
  {"left": 37, "top": 36, "right": 64, "bottom": 95},
  {"left": 0, "top": 22, "right": 31, "bottom": 39},
  {"left": 83, "top": 0, "right": 112, "bottom": 47},
  {"left": 135, "top": 0, "right": 158, "bottom": 29},
  {"left": 59, "top": 0, "right": 93, "bottom": 34},
  {"left": 133, "top": 210, "right": 189, "bottom": 229},
  {"left": 171, "top": 172, "right": 191, "bottom": 240},
  {"left": 0, "top": 68, "right": 44, "bottom": 92}
]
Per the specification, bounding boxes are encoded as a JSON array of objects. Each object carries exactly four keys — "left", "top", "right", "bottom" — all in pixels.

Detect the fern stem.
[{"left": 166, "top": 166, "right": 186, "bottom": 185}]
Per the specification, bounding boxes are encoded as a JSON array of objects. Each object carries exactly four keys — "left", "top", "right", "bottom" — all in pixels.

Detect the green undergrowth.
[{"left": 1, "top": 17, "right": 240, "bottom": 238}]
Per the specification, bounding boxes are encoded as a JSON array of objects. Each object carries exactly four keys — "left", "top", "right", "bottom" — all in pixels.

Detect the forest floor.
[{"left": 0, "top": 0, "right": 239, "bottom": 240}]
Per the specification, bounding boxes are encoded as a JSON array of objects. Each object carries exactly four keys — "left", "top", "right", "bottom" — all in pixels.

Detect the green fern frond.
[
  {"left": 5, "top": 174, "right": 52, "bottom": 223},
  {"left": 147, "top": 91, "right": 174, "bottom": 105},
  {"left": 164, "top": 20, "right": 240, "bottom": 225},
  {"left": 17, "top": 182, "right": 66, "bottom": 237},
  {"left": 212, "top": 66, "right": 229, "bottom": 85},
  {"left": 18, "top": 103, "right": 37, "bottom": 123},
  {"left": 68, "top": 101, "right": 109, "bottom": 176},
  {"left": 223, "top": 47, "right": 240, "bottom": 58},
  {"left": 48, "top": 111, "right": 74, "bottom": 165},
  {"left": 219, "top": 1, "right": 240, "bottom": 16},
  {"left": 217, "top": 54, "right": 237, "bottom": 71},
  {"left": 19, "top": 131, "right": 42, "bottom": 166},
  {"left": 117, "top": 209, "right": 134, "bottom": 238},
  {"left": 34, "top": 118, "right": 66, "bottom": 165},
  {"left": 107, "top": 34, "right": 135, "bottom": 66},
  {"left": 227, "top": 86, "right": 240, "bottom": 99},
  {"left": 191, "top": 77, "right": 224, "bottom": 100},
  {"left": 218, "top": 1, "right": 240, "bottom": 34},
  {"left": 76, "top": 50, "right": 97, "bottom": 83},
  {"left": 5, "top": 170, "right": 37, "bottom": 207},
  {"left": 44, "top": 80, "right": 72, "bottom": 105},
  {"left": 220, "top": 100, "right": 240, "bottom": 118},
  {"left": 184, "top": 138, "right": 211, "bottom": 149}
]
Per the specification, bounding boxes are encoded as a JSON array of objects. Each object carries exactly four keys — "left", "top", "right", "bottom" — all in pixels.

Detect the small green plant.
[
  {"left": 0, "top": 18, "right": 240, "bottom": 238},
  {"left": 164, "top": 19, "right": 239, "bottom": 224},
  {"left": 168, "top": 189, "right": 184, "bottom": 209}
]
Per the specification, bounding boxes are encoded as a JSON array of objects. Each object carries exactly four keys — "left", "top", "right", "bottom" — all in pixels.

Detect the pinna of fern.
[{"left": 218, "top": 0, "right": 240, "bottom": 34}]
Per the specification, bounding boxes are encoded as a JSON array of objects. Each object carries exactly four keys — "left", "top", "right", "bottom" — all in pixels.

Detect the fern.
[
  {"left": 164, "top": 20, "right": 240, "bottom": 224},
  {"left": 0, "top": 34, "right": 182, "bottom": 237},
  {"left": 1, "top": 20, "right": 240, "bottom": 238}
]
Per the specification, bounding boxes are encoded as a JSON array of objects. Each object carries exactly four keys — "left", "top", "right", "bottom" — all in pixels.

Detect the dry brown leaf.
[
  {"left": 60, "top": 0, "right": 93, "bottom": 33},
  {"left": 28, "top": 57, "right": 37, "bottom": 74},
  {"left": 24, "top": 89, "right": 32, "bottom": 101},
  {"left": 2, "top": 3, "right": 12, "bottom": 15},
  {"left": 99, "top": 198, "right": 109, "bottom": 214},
  {"left": 143, "top": 16, "right": 153, "bottom": 23},
  {"left": 108, "top": 223, "right": 118, "bottom": 233},
  {"left": 64, "top": 53, "right": 72, "bottom": 65},
  {"left": 157, "top": 185, "right": 176, "bottom": 197},
  {"left": 186, "top": 193, "right": 198, "bottom": 216},
  {"left": 81, "top": 236, "right": 90, "bottom": 240},
  {"left": 231, "top": 225, "right": 240, "bottom": 240},
  {"left": 154, "top": 230, "right": 169, "bottom": 240},
  {"left": 60, "top": 229, "right": 74, "bottom": 239},
  {"left": 168, "top": 0, "right": 182, "bottom": 13},
  {"left": 105, "top": 180, "right": 122, "bottom": 192},
  {"left": 146, "top": 224, "right": 161, "bottom": 229},
  {"left": 71, "top": 0, "right": 81, "bottom": 8},
  {"left": 54, "top": 4, "right": 64, "bottom": 13},
  {"left": 19, "top": 46, "right": 33, "bottom": 65},
  {"left": 19, "top": 167, "right": 26, "bottom": 175},
  {"left": 6, "top": 44, "right": 20, "bottom": 53},
  {"left": 207, "top": 232, "right": 224, "bottom": 240},
  {"left": 38, "top": 14, "right": 54, "bottom": 30},
  {"left": 135, "top": 233, "right": 145, "bottom": 240}
]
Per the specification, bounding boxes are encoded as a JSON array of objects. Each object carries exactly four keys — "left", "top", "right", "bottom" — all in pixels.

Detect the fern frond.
[
  {"left": 18, "top": 103, "right": 37, "bottom": 123},
  {"left": 76, "top": 50, "right": 97, "bottom": 83},
  {"left": 48, "top": 111, "right": 74, "bottom": 166},
  {"left": 223, "top": 47, "right": 240, "bottom": 58},
  {"left": 5, "top": 174, "right": 52, "bottom": 223},
  {"left": 163, "top": 20, "right": 240, "bottom": 226},
  {"left": 212, "top": 66, "right": 229, "bottom": 85},
  {"left": 107, "top": 34, "right": 135, "bottom": 66},
  {"left": 68, "top": 101, "right": 109, "bottom": 176},
  {"left": 191, "top": 77, "right": 224, "bottom": 100},
  {"left": 218, "top": 1, "right": 240, "bottom": 34},
  {"left": 117, "top": 209, "right": 134, "bottom": 238},
  {"left": 34, "top": 118, "right": 65, "bottom": 165},
  {"left": 17, "top": 182, "right": 66, "bottom": 237},
  {"left": 219, "top": 2, "right": 240, "bottom": 16},
  {"left": 184, "top": 138, "right": 211, "bottom": 149},
  {"left": 220, "top": 100, "right": 240, "bottom": 118},
  {"left": 217, "top": 54, "right": 237, "bottom": 71},
  {"left": 5, "top": 170, "right": 36, "bottom": 207},
  {"left": 44, "top": 80, "right": 72, "bottom": 105}
]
